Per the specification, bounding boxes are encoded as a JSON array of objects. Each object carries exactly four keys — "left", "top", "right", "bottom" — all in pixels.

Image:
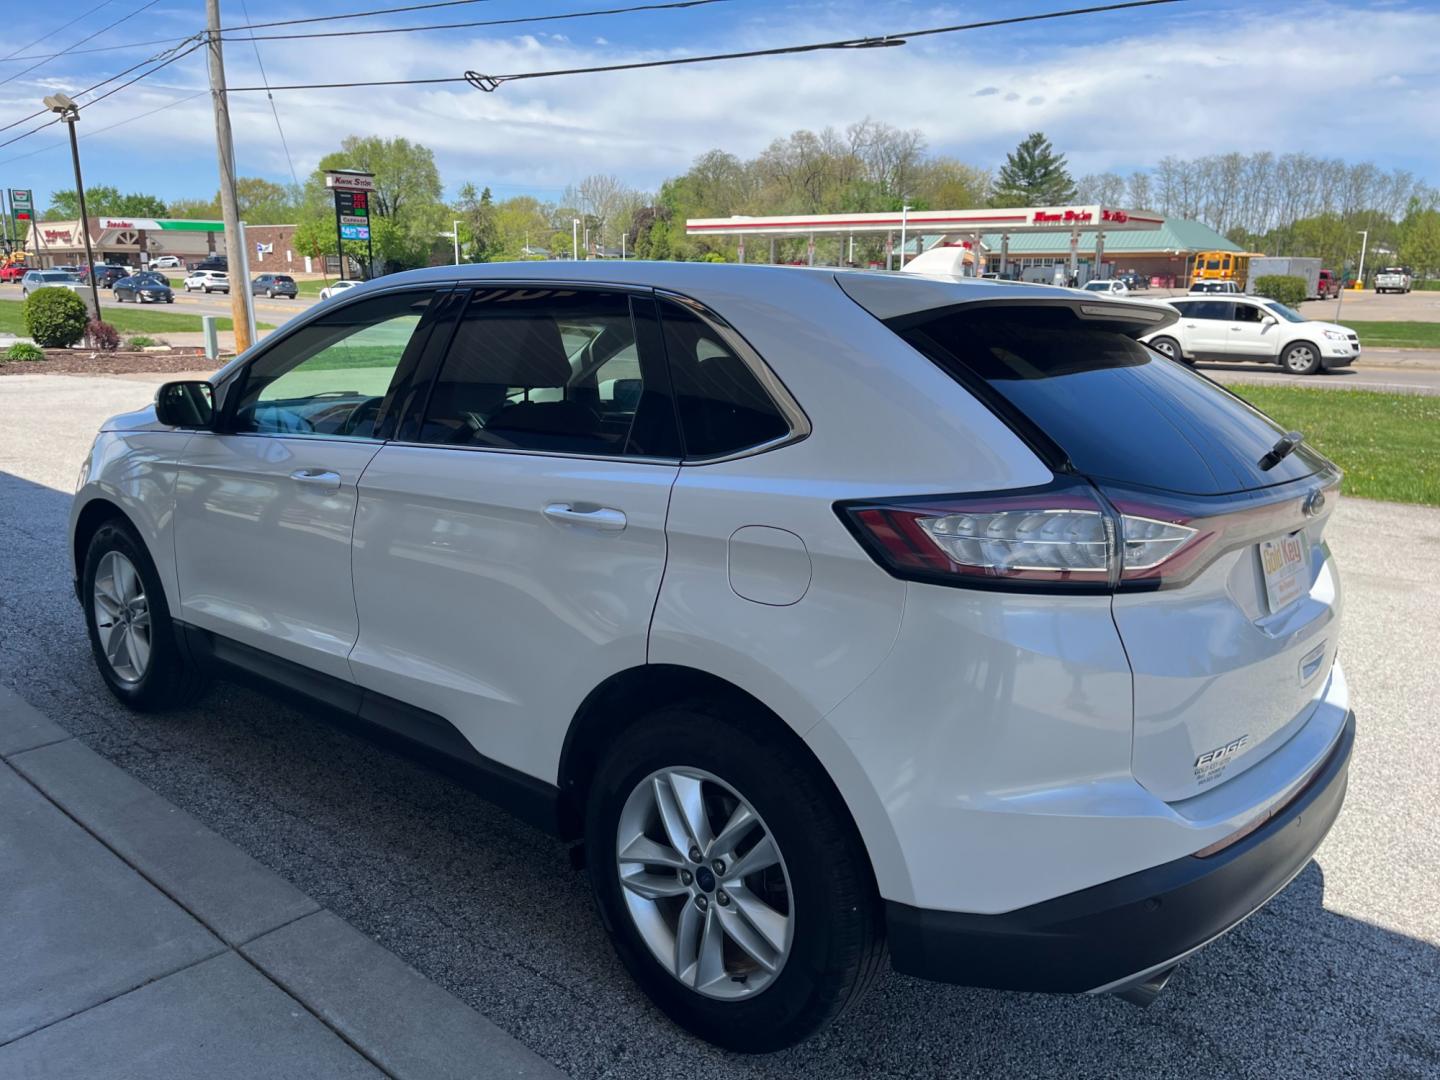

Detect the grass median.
[
  {"left": 1231, "top": 385, "right": 1440, "bottom": 507},
  {"left": 0, "top": 299, "right": 272, "bottom": 335},
  {"left": 1340, "top": 321, "right": 1440, "bottom": 349}
]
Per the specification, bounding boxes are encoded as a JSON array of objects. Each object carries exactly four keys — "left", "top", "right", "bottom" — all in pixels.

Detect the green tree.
[
  {"left": 990, "top": 132, "right": 1076, "bottom": 206},
  {"left": 163, "top": 179, "right": 299, "bottom": 224},
  {"left": 309, "top": 135, "right": 447, "bottom": 271},
  {"left": 1399, "top": 207, "right": 1440, "bottom": 276},
  {"left": 454, "top": 183, "right": 499, "bottom": 260},
  {"left": 43, "top": 187, "right": 169, "bottom": 218}
]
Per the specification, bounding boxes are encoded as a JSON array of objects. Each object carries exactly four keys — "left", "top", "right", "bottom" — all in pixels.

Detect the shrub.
[
  {"left": 23, "top": 288, "right": 89, "bottom": 348},
  {"left": 1252, "top": 274, "right": 1307, "bottom": 307},
  {"left": 125, "top": 335, "right": 157, "bottom": 350},
  {"left": 87, "top": 319, "right": 121, "bottom": 351},
  {"left": 4, "top": 342, "right": 45, "bottom": 362}
]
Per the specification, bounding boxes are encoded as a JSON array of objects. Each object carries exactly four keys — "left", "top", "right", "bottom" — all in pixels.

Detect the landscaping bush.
[
  {"left": 23, "top": 288, "right": 89, "bottom": 347},
  {"left": 4, "top": 342, "right": 44, "bottom": 362},
  {"left": 1251, "top": 274, "right": 1307, "bottom": 308},
  {"left": 125, "top": 335, "right": 157, "bottom": 349},
  {"left": 87, "top": 319, "right": 121, "bottom": 351}
]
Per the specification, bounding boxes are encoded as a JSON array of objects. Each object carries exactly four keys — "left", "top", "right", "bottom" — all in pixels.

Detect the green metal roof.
[{"left": 976, "top": 216, "right": 1242, "bottom": 256}]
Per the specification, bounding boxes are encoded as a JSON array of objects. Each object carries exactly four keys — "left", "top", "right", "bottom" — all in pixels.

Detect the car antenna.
[{"left": 1258, "top": 431, "right": 1304, "bottom": 471}]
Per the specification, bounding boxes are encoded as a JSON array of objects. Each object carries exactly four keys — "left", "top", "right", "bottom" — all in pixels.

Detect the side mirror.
[
  {"left": 155, "top": 380, "right": 215, "bottom": 429},
  {"left": 1261, "top": 314, "right": 1278, "bottom": 327}
]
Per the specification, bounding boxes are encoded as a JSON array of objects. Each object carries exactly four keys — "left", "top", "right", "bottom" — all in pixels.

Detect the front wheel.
[
  {"left": 1282, "top": 341, "right": 1322, "bottom": 375},
  {"left": 82, "top": 520, "right": 208, "bottom": 710},
  {"left": 586, "top": 702, "right": 884, "bottom": 1052},
  {"left": 266, "top": 289, "right": 275, "bottom": 298}
]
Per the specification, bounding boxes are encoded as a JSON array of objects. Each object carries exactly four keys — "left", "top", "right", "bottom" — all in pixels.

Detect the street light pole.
[
  {"left": 899, "top": 204, "right": 912, "bottom": 271},
  {"left": 452, "top": 219, "right": 461, "bottom": 265},
  {"left": 572, "top": 218, "right": 580, "bottom": 261},
  {"left": 43, "top": 95, "right": 102, "bottom": 321},
  {"left": 1356, "top": 229, "right": 1369, "bottom": 290}
]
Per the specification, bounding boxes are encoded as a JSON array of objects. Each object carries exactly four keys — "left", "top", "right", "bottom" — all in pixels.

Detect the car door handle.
[
  {"left": 290, "top": 468, "right": 342, "bottom": 492},
  {"left": 543, "top": 503, "right": 627, "bottom": 531}
]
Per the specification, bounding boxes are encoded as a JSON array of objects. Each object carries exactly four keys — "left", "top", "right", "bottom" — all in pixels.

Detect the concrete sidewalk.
[{"left": 0, "top": 685, "right": 565, "bottom": 1080}]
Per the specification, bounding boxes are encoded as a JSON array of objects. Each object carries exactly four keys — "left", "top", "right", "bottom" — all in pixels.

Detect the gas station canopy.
[{"left": 687, "top": 205, "right": 1163, "bottom": 238}]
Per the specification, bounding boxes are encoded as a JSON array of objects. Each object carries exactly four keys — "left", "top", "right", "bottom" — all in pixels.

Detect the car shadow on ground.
[
  {"left": 1196, "top": 362, "right": 1362, "bottom": 379},
  {"left": 1, "top": 469, "right": 1437, "bottom": 1080}
]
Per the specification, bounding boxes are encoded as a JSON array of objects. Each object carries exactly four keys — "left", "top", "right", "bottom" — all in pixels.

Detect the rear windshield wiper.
[{"left": 1258, "top": 430, "right": 1304, "bottom": 471}]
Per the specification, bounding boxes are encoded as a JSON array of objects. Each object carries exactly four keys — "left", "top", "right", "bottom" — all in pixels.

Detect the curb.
[{"left": 0, "top": 684, "right": 568, "bottom": 1080}]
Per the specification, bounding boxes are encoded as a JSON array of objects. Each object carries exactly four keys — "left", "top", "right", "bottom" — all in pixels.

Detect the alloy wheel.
[
  {"left": 92, "top": 551, "right": 151, "bottom": 684},
  {"left": 616, "top": 767, "right": 794, "bottom": 1000},
  {"left": 1285, "top": 345, "right": 1318, "bottom": 373}
]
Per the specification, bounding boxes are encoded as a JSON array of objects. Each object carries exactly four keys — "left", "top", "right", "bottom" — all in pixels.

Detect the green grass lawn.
[
  {"left": 0, "top": 299, "right": 272, "bottom": 335},
  {"left": 1339, "top": 321, "right": 1440, "bottom": 349},
  {"left": 1231, "top": 385, "right": 1440, "bottom": 507},
  {"left": 295, "top": 279, "right": 337, "bottom": 297}
]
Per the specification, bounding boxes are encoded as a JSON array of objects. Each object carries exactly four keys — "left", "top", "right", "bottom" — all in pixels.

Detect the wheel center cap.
[{"left": 694, "top": 866, "right": 716, "bottom": 893}]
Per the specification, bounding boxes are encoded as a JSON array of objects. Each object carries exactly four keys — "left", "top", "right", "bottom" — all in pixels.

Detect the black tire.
[
  {"left": 585, "top": 701, "right": 885, "bottom": 1052},
  {"left": 1148, "top": 335, "right": 1189, "bottom": 365},
  {"left": 1281, "top": 341, "right": 1322, "bottom": 376},
  {"left": 82, "top": 519, "right": 208, "bottom": 711},
  {"left": 266, "top": 289, "right": 275, "bottom": 298}
]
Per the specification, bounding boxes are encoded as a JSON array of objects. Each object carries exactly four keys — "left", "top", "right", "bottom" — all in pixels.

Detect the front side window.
[
  {"left": 1232, "top": 304, "right": 1266, "bottom": 324},
  {"left": 419, "top": 287, "right": 665, "bottom": 456},
  {"left": 658, "top": 298, "right": 790, "bottom": 459},
  {"left": 233, "top": 289, "right": 434, "bottom": 439}
]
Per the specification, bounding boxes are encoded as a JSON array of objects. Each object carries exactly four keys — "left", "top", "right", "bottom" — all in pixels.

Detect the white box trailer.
[{"left": 1249, "top": 257, "right": 1322, "bottom": 299}]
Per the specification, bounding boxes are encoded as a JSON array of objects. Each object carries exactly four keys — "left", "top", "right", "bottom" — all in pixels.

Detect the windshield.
[
  {"left": 39, "top": 272, "right": 77, "bottom": 282},
  {"left": 887, "top": 304, "right": 1329, "bottom": 495},
  {"left": 1082, "top": 282, "right": 1110, "bottom": 291},
  {"left": 1259, "top": 300, "right": 1308, "bottom": 324}
]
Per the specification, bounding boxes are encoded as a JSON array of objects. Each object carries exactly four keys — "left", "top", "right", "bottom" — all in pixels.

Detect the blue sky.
[{"left": 0, "top": 0, "right": 1436, "bottom": 212}]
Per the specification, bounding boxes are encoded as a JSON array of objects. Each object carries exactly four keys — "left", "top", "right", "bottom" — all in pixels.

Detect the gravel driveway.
[{"left": 2, "top": 374, "right": 1436, "bottom": 1079}]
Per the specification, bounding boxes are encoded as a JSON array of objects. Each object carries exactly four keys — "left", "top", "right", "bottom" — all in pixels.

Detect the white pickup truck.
[{"left": 1374, "top": 266, "right": 1413, "bottom": 294}]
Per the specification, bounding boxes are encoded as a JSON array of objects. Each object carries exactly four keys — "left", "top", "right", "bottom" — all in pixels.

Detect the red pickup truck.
[
  {"left": 1315, "top": 269, "right": 1341, "bottom": 299},
  {"left": 0, "top": 264, "right": 30, "bottom": 282}
]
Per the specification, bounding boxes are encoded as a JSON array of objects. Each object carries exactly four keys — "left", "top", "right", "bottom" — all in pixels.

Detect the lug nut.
[
  {"left": 711, "top": 859, "right": 726, "bottom": 876},
  {"left": 694, "top": 895, "right": 709, "bottom": 911},
  {"left": 689, "top": 847, "right": 703, "bottom": 863},
  {"left": 680, "top": 869, "right": 693, "bottom": 886},
  {"left": 716, "top": 890, "right": 729, "bottom": 906}
]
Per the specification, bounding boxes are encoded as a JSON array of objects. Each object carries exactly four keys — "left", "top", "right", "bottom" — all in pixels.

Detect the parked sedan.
[
  {"left": 71, "top": 263, "right": 1354, "bottom": 1051},
  {"left": 251, "top": 273, "right": 298, "bottom": 299},
  {"left": 20, "top": 269, "right": 86, "bottom": 299},
  {"left": 113, "top": 273, "right": 175, "bottom": 304}
]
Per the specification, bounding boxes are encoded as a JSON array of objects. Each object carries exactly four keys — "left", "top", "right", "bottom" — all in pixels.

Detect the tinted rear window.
[{"left": 891, "top": 305, "right": 1327, "bottom": 495}]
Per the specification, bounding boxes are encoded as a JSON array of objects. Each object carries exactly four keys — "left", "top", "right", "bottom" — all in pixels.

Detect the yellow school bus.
[{"left": 1190, "top": 251, "right": 1264, "bottom": 287}]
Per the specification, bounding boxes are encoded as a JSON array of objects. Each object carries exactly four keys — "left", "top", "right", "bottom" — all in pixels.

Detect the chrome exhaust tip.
[{"left": 1114, "top": 965, "right": 1177, "bottom": 1008}]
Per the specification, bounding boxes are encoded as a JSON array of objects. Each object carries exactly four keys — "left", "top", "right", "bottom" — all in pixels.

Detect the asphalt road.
[
  {"left": 2, "top": 374, "right": 1437, "bottom": 1079},
  {"left": 1202, "top": 359, "right": 1440, "bottom": 396}
]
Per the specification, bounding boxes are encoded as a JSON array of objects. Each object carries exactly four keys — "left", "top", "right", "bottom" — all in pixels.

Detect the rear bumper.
[{"left": 886, "top": 710, "right": 1354, "bottom": 993}]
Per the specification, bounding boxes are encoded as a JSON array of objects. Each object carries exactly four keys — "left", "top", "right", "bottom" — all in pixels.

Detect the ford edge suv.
[{"left": 69, "top": 263, "right": 1353, "bottom": 1051}]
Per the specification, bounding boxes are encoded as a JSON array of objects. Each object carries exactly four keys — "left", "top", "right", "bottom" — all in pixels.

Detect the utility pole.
[{"left": 205, "top": 0, "right": 255, "bottom": 354}]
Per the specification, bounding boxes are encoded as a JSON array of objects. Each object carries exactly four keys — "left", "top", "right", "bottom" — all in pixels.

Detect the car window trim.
[
  {"left": 653, "top": 288, "right": 811, "bottom": 465},
  {"left": 216, "top": 282, "right": 454, "bottom": 440}
]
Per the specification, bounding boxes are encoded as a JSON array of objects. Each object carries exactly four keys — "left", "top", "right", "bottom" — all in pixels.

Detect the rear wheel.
[
  {"left": 585, "top": 702, "right": 884, "bottom": 1052},
  {"left": 1281, "top": 341, "right": 1321, "bottom": 375},
  {"left": 266, "top": 288, "right": 275, "bottom": 298},
  {"left": 82, "top": 520, "right": 208, "bottom": 710},
  {"left": 1148, "top": 335, "right": 1189, "bottom": 365}
]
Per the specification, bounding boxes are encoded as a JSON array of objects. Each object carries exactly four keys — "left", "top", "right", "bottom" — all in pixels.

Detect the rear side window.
[
  {"left": 891, "top": 305, "right": 1327, "bottom": 495},
  {"left": 419, "top": 287, "right": 671, "bottom": 457},
  {"left": 658, "top": 299, "right": 790, "bottom": 458},
  {"left": 1186, "top": 301, "right": 1233, "bottom": 320}
]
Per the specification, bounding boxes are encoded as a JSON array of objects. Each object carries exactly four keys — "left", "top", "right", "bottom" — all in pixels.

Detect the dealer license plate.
[{"left": 1260, "top": 532, "right": 1308, "bottom": 613}]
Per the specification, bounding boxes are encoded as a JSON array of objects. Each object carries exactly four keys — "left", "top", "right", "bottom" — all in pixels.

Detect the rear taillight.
[{"left": 839, "top": 479, "right": 1210, "bottom": 593}]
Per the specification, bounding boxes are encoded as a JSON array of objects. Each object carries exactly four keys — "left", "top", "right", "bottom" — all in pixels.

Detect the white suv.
[
  {"left": 183, "top": 269, "right": 229, "bottom": 293},
  {"left": 70, "top": 265, "right": 1354, "bottom": 1050},
  {"left": 1144, "top": 295, "right": 1360, "bottom": 375}
]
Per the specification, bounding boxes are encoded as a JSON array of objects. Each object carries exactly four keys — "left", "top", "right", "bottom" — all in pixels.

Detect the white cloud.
[{"left": 4, "top": 1, "right": 1436, "bottom": 200}]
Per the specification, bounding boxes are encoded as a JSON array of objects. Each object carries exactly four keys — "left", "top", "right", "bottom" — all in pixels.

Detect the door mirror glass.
[{"left": 155, "top": 380, "right": 214, "bottom": 428}]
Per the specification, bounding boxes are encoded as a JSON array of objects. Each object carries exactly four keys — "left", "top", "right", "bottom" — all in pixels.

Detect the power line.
[
  {"left": 238, "top": 0, "right": 301, "bottom": 190},
  {"left": 0, "top": 0, "right": 165, "bottom": 90},
  {"left": 0, "top": 90, "right": 207, "bottom": 169},
  {"left": 0, "top": 35, "right": 192, "bottom": 66},
  {"left": 0, "top": 34, "right": 205, "bottom": 135},
  {"left": 220, "top": 0, "right": 501, "bottom": 32},
  {"left": 225, "top": 0, "right": 726, "bottom": 44},
  {"left": 1, "top": 1, "right": 120, "bottom": 61},
  {"left": 221, "top": 0, "right": 1184, "bottom": 93}
]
